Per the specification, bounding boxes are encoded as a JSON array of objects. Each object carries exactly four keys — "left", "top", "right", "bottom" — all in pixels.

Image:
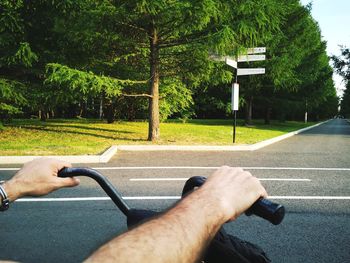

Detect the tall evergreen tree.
[
  {"left": 333, "top": 48, "right": 350, "bottom": 117},
  {"left": 44, "top": 0, "right": 283, "bottom": 141},
  {"left": 0, "top": 1, "right": 35, "bottom": 121},
  {"left": 247, "top": 0, "right": 337, "bottom": 123}
]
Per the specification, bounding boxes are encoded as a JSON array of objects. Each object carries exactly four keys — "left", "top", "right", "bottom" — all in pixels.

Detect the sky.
[{"left": 300, "top": 0, "right": 350, "bottom": 97}]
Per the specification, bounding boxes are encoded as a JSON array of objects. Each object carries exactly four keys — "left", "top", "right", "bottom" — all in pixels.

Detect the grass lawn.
[{"left": 0, "top": 118, "right": 316, "bottom": 155}]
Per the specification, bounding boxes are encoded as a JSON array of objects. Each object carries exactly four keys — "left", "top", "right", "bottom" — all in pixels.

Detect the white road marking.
[
  {"left": 16, "top": 196, "right": 180, "bottom": 202},
  {"left": 92, "top": 167, "right": 350, "bottom": 171},
  {"left": 95, "top": 166, "right": 217, "bottom": 170},
  {"left": 269, "top": 196, "right": 350, "bottom": 200},
  {"left": 130, "top": 178, "right": 189, "bottom": 181},
  {"left": 15, "top": 196, "right": 350, "bottom": 202},
  {"left": 17, "top": 197, "right": 111, "bottom": 202},
  {"left": 259, "top": 178, "right": 311, "bottom": 181},
  {"left": 243, "top": 167, "right": 350, "bottom": 171},
  {"left": 1, "top": 166, "right": 350, "bottom": 171},
  {"left": 129, "top": 178, "right": 311, "bottom": 182}
]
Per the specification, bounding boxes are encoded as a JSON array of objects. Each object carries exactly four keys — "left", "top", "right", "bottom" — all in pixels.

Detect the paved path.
[{"left": 0, "top": 119, "right": 349, "bottom": 262}]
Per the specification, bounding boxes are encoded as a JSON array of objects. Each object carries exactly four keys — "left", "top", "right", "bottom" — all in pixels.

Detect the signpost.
[
  {"left": 247, "top": 47, "right": 266, "bottom": 54},
  {"left": 237, "top": 68, "right": 265, "bottom": 76},
  {"left": 231, "top": 83, "right": 239, "bottom": 143},
  {"left": 223, "top": 47, "right": 266, "bottom": 143},
  {"left": 225, "top": 57, "right": 238, "bottom": 69},
  {"left": 231, "top": 83, "right": 239, "bottom": 111},
  {"left": 237, "top": 54, "right": 266, "bottom": 62}
]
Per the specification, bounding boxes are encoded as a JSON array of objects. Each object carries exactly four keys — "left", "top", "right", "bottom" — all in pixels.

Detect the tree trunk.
[
  {"left": 78, "top": 100, "right": 86, "bottom": 117},
  {"left": 105, "top": 99, "right": 114, "bottom": 124},
  {"left": 127, "top": 100, "right": 136, "bottom": 121},
  {"left": 40, "top": 110, "right": 47, "bottom": 121},
  {"left": 304, "top": 111, "right": 308, "bottom": 123},
  {"left": 99, "top": 95, "right": 103, "bottom": 119},
  {"left": 148, "top": 24, "right": 160, "bottom": 141},
  {"left": 265, "top": 106, "right": 271, "bottom": 124},
  {"left": 304, "top": 100, "right": 308, "bottom": 123},
  {"left": 245, "top": 96, "right": 253, "bottom": 125}
]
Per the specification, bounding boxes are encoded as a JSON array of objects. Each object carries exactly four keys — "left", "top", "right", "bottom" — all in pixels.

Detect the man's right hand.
[{"left": 200, "top": 166, "right": 267, "bottom": 222}]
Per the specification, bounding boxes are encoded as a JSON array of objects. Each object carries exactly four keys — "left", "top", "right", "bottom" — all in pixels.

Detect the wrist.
[
  {"left": 190, "top": 187, "right": 231, "bottom": 225},
  {"left": 197, "top": 184, "right": 238, "bottom": 223},
  {"left": 2, "top": 178, "right": 22, "bottom": 202},
  {"left": 0, "top": 181, "right": 10, "bottom": 211}
]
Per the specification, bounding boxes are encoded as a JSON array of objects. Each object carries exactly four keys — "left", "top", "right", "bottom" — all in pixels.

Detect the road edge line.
[{"left": 248, "top": 120, "right": 329, "bottom": 151}]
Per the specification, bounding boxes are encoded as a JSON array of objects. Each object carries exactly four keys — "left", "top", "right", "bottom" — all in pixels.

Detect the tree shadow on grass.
[
  {"left": 247, "top": 124, "right": 307, "bottom": 133},
  {"left": 7, "top": 123, "right": 134, "bottom": 134},
  {"left": 179, "top": 119, "right": 309, "bottom": 133},
  {"left": 167, "top": 119, "right": 237, "bottom": 126},
  {"left": 43, "top": 124, "right": 134, "bottom": 134},
  {"left": 239, "top": 120, "right": 315, "bottom": 133},
  {"left": 17, "top": 126, "right": 147, "bottom": 142}
]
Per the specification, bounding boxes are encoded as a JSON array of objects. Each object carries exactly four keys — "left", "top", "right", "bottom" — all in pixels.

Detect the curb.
[
  {"left": 248, "top": 120, "right": 328, "bottom": 151},
  {"left": 0, "top": 121, "right": 328, "bottom": 164},
  {"left": 0, "top": 146, "right": 117, "bottom": 165},
  {"left": 117, "top": 145, "right": 250, "bottom": 151}
]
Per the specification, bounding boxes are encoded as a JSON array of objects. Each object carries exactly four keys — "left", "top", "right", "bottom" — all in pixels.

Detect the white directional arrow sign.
[
  {"left": 237, "top": 68, "right": 265, "bottom": 76},
  {"left": 247, "top": 47, "right": 266, "bottom": 54},
  {"left": 225, "top": 57, "right": 238, "bottom": 69},
  {"left": 237, "top": 54, "right": 266, "bottom": 62}
]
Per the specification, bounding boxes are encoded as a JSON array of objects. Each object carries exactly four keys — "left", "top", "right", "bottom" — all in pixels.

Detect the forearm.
[{"left": 86, "top": 188, "right": 227, "bottom": 263}]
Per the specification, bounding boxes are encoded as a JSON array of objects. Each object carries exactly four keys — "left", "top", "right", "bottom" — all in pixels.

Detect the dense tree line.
[
  {"left": 0, "top": 0, "right": 339, "bottom": 139},
  {"left": 332, "top": 48, "right": 350, "bottom": 117}
]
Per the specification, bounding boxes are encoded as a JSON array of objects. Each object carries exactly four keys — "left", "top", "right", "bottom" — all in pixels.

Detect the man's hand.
[
  {"left": 3, "top": 158, "right": 80, "bottom": 202},
  {"left": 199, "top": 166, "right": 267, "bottom": 222}
]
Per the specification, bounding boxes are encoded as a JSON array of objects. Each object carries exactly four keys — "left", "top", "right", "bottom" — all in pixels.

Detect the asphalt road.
[{"left": 1, "top": 118, "right": 349, "bottom": 263}]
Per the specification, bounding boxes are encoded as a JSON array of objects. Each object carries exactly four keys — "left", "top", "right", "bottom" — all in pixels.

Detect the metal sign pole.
[
  {"left": 233, "top": 70, "right": 238, "bottom": 144},
  {"left": 233, "top": 110, "right": 237, "bottom": 143},
  {"left": 213, "top": 47, "right": 266, "bottom": 144}
]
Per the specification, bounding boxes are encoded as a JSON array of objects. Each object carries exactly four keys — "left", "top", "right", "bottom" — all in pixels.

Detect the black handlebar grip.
[
  {"left": 58, "top": 167, "right": 73, "bottom": 177},
  {"left": 245, "top": 198, "right": 285, "bottom": 225}
]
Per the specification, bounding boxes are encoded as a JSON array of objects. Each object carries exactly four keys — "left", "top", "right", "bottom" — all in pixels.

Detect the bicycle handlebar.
[
  {"left": 182, "top": 176, "right": 285, "bottom": 225},
  {"left": 58, "top": 167, "right": 130, "bottom": 216},
  {"left": 245, "top": 198, "right": 285, "bottom": 225},
  {"left": 58, "top": 167, "right": 285, "bottom": 225}
]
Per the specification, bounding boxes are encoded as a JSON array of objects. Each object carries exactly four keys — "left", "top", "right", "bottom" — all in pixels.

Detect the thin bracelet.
[{"left": 0, "top": 181, "right": 10, "bottom": 211}]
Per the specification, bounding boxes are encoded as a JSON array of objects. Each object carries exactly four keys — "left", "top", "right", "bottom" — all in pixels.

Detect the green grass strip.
[{"left": 0, "top": 119, "right": 316, "bottom": 155}]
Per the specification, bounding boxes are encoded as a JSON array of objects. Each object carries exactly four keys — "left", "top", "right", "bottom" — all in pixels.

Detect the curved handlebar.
[
  {"left": 58, "top": 167, "right": 130, "bottom": 216},
  {"left": 59, "top": 168, "right": 285, "bottom": 225}
]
